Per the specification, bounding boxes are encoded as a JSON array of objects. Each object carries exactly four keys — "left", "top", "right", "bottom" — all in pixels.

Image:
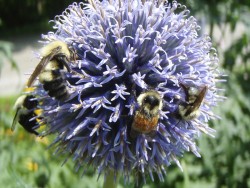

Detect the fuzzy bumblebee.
[{"left": 131, "top": 90, "right": 163, "bottom": 134}]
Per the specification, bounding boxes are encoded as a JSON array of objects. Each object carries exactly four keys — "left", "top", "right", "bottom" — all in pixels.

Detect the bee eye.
[{"left": 144, "top": 96, "right": 159, "bottom": 107}]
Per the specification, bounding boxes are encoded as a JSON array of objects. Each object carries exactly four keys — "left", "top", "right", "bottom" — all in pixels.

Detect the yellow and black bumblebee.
[
  {"left": 27, "top": 41, "right": 73, "bottom": 101},
  {"left": 177, "top": 82, "right": 208, "bottom": 121},
  {"left": 11, "top": 95, "right": 40, "bottom": 135},
  {"left": 131, "top": 90, "right": 163, "bottom": 136}
]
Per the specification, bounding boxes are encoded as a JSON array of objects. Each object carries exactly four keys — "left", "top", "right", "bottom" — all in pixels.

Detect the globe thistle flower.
[{"left": 28, "top": 0, "right": 223, "bottom": 184}]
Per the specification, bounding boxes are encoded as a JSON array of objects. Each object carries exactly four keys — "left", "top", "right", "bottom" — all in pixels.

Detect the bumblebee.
[
  {"left": 131, "top": 90, "right": 163, "bottom": 135},
  {"left": 27, "top": 41, "right": 72, "bottom": 101},
  {"left": 11, "top": 95, "right": 40, "bottom": 135},
  {"left": 177, "top": 82, "right": 208, "bottom": 121}
]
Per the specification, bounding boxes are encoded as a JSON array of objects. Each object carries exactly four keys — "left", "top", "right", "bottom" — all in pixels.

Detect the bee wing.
[
  {"left": 27, "top": 47, "right": 61, "bottom": 87},
  {"left": 185, "top": 86, "right": 208, "bottom": 116},
  {"left": 11, "top": 108, "right": 20, "bottom": 132},
  {"left": 179, "top": 82, "right": 189, "bottom": 101}
]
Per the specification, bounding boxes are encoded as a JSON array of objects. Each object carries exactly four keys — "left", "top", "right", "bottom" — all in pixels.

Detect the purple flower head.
[{"left": 30, "top": 0, "right": 223, "bottom": 183}]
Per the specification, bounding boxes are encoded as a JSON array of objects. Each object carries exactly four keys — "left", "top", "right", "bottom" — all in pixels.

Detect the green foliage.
[
  {"left": 0, "top": 0, "right": 82, "bottom": 29},
  {"left": 0, "top": 0, "right": 84, "bottom": 37},
  {"left": 0, "top": 41, "right": 18, "bottom": 76},
  {"left": 201, "top": 68, "right": 250, "bottom": 188},
  {"left": 224, "top": 33, "right": 250, "bottom": 71}
]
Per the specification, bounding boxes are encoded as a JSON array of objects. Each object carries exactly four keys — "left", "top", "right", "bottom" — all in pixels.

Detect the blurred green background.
[{"left": 0, "top": 0, "right": 250, "bottom": 188}]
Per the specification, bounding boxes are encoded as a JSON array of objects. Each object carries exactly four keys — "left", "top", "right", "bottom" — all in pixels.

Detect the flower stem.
[
  {"left": 103, "top": 171, "right": 117, "bottom": 188},
  {"left": 134, "top": 173, "right": 144, "bottom": 188}
]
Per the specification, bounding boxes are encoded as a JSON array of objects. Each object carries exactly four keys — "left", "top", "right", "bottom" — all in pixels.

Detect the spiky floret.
[{"left": 29, "top": 0, "right": 224, "bottom": 183}]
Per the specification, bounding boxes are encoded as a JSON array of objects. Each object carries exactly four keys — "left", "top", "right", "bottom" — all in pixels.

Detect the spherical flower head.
[{"left": 32, "top": 0, "right": 223, "bottom": 183}]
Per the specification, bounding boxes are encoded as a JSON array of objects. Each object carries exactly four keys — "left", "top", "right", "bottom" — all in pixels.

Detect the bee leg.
[
  {"left": 132, "top": 83, "right": 136, "bottom": 96},
  {"left": 69, "top": 48, "right": 78, "bottom": 63},
  {"left": 130, "top": 128, "right": 140, "bottom": 139},
  {"left": 146, "top": 129, "right": 157, "bottom": 138},
  {"left": 54, "top": 54, "right": 71, "bottom": 72}
]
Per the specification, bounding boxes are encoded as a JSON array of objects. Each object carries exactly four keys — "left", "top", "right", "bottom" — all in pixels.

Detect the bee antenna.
[{"left": 131, "top": 83, "right": 137, "bottom": 98}]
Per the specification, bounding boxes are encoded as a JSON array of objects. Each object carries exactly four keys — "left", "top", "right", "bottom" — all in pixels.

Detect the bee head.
[
  {"left": 14, "top": 95, "right": 37, "bottom": 110},
  {"left": 186, "top": 87, "right": 199, "bottom": 104},
  {"left": 23, "top": 96, "right": 38, "bottom": 109},
  {"left": 137, "top": 90, "right": 163, "bottom": 115},
  {"left": 143, "top": 95, "right": 160, "bottom": 110}
]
